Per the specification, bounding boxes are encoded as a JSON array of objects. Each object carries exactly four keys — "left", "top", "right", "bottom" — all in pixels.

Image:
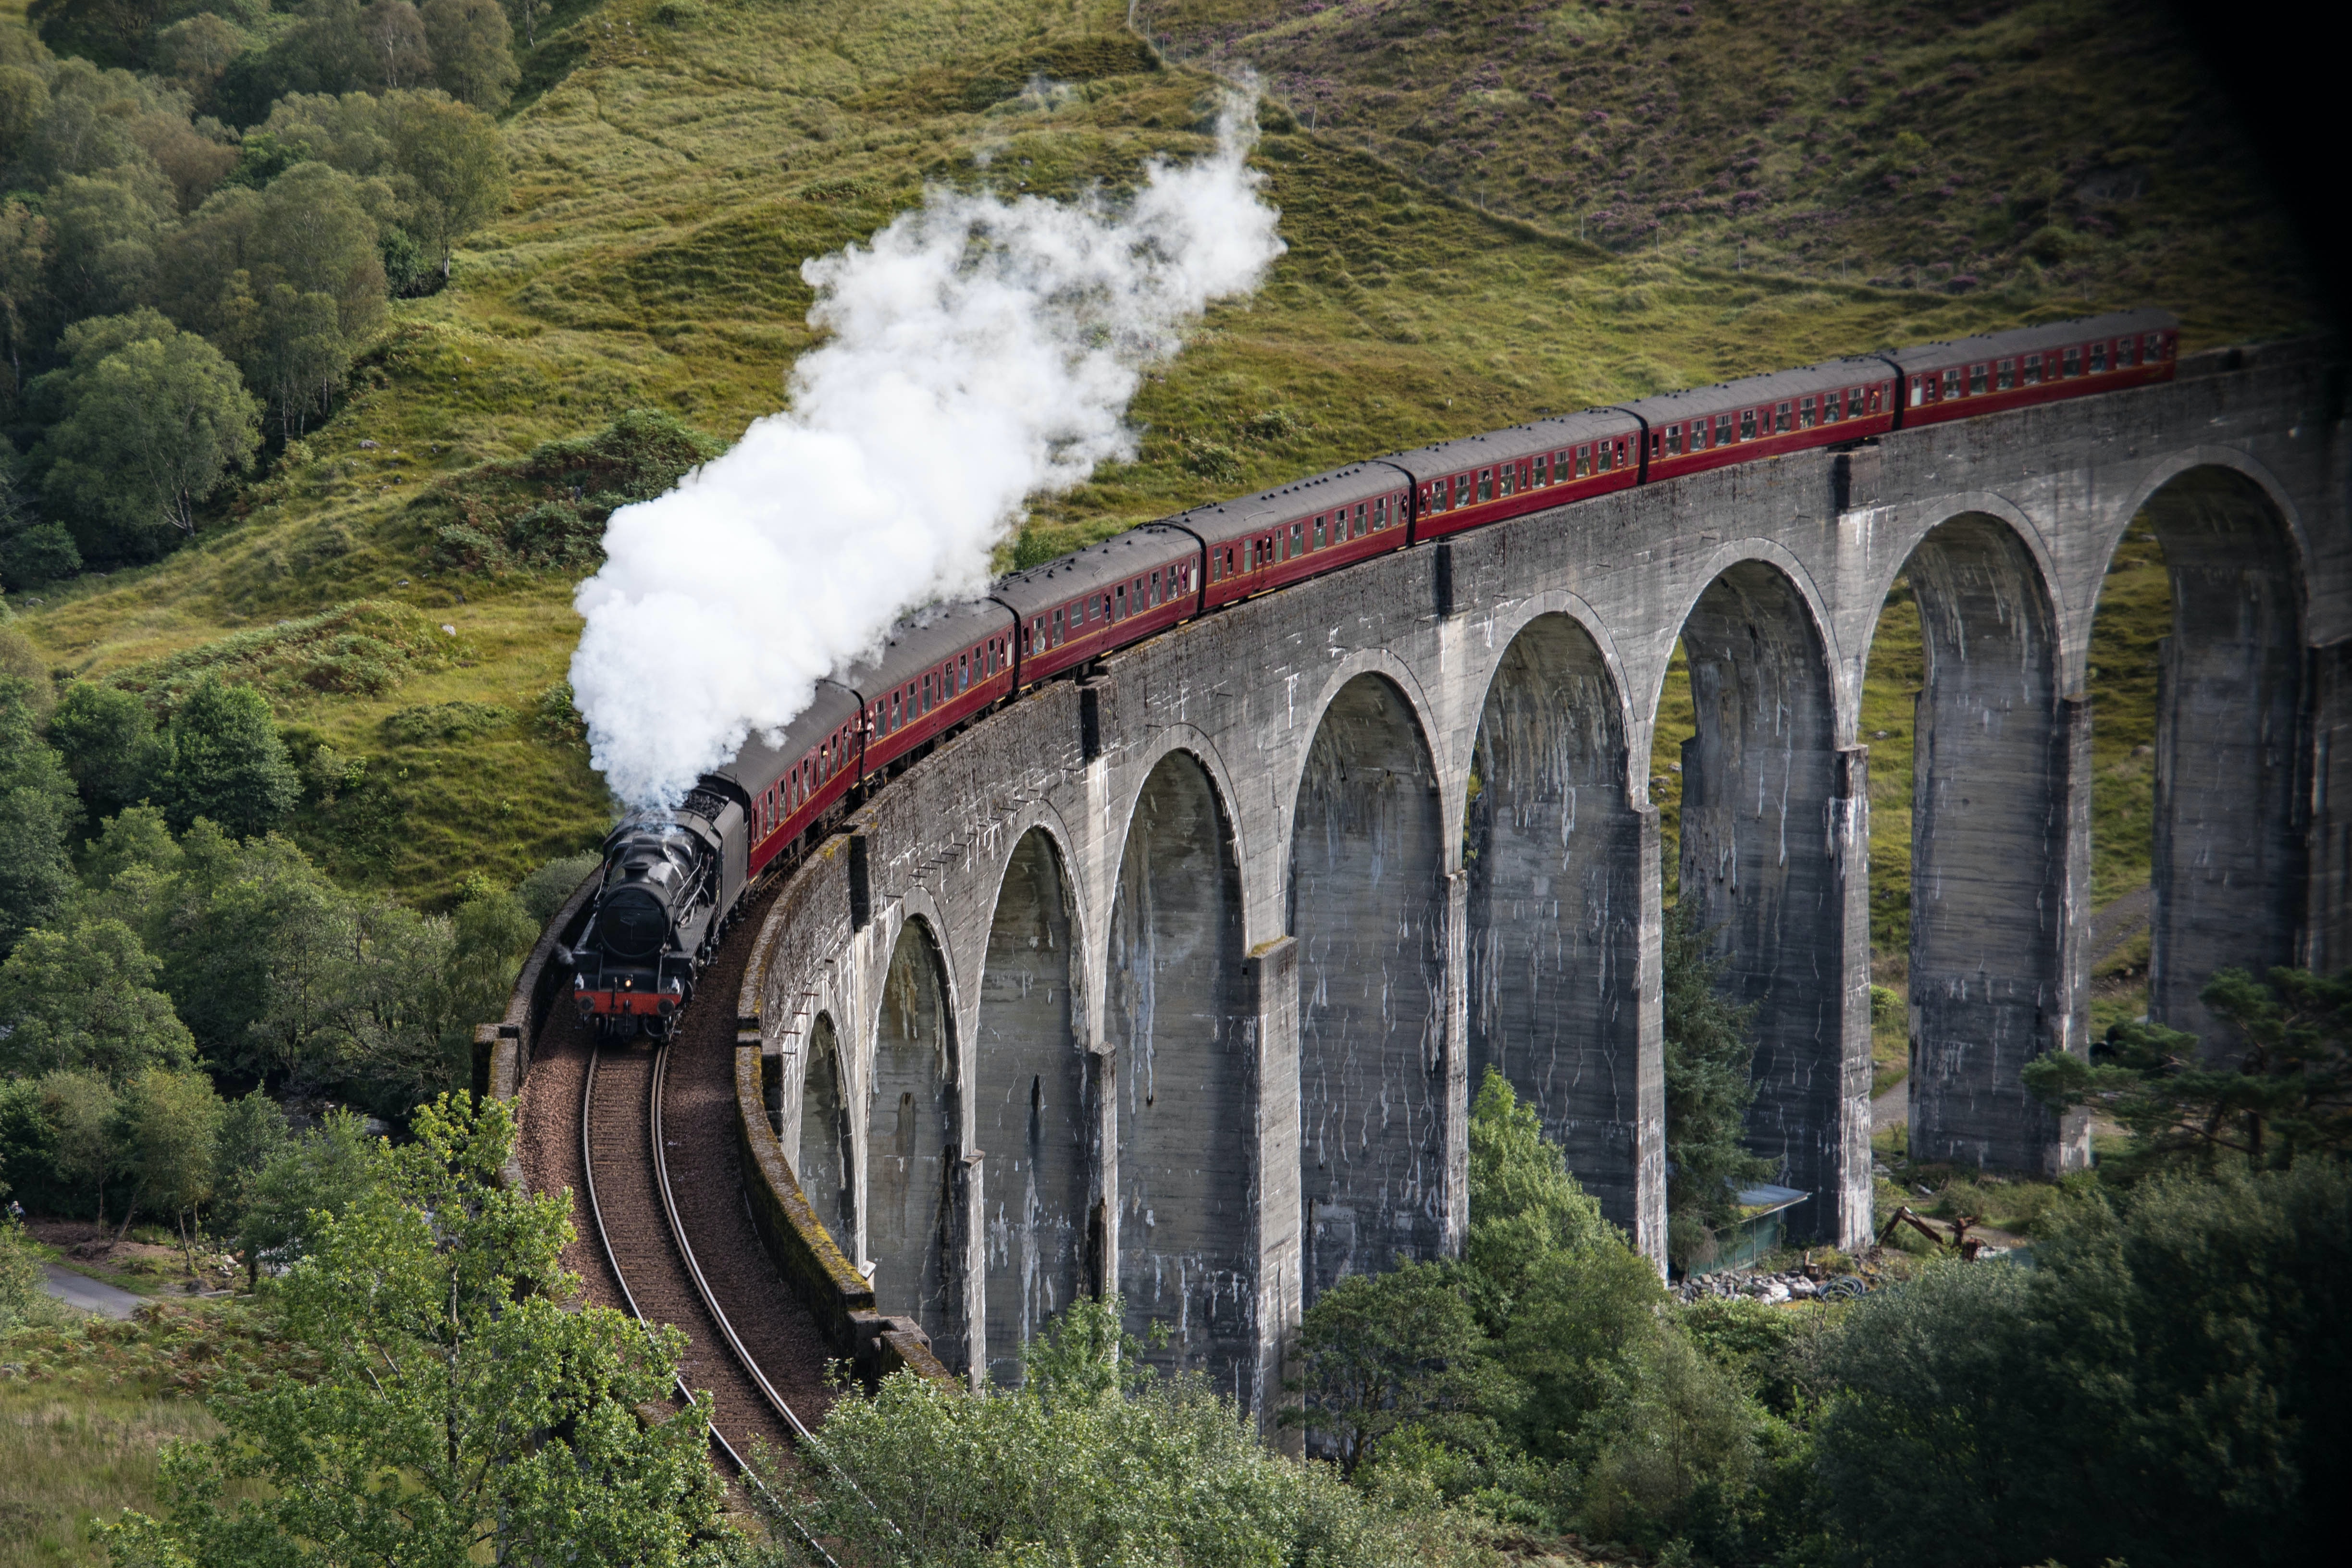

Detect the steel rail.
[{"left": 578, "top": 1047, "right": 838, "bottom": 1565}]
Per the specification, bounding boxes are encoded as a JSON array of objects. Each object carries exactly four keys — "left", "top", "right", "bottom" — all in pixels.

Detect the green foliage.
[
  {"left": 2026, "top": 966, "right": 2352, "bottom": 1175},
  {"left": 0, "top": 916, "right": 195, "bottom": 1081},
  {"left": 1, "top": 519, "right": 82, "bottom": 586},
  {"left": 78, "top": 805, "right": 529, "bottom": 1108},
  {"left": 47, "top": 680, "right": 161, "bottom": 820},
  {"left": 379, "top": 697, "right": 508, "bottom": 743},
  {"left": 1283, "top": 1260, "right": 1510, "bottom": 1474},
  {"left": 514, "top": 849, "right": 594, "bottom": 925},
  {"left": 419, "top": 0, "right": 516, "bottom": 113},
  {"left": 427, "top": 407, "right": 724, "bottom": 574},
  {"left": 1461, "top": 1067, "right": 1603, "bottom": 1329},
  {"left": 37, "top": 1067, "right": 119, "bottom": 1221},
  {"left": 154, "top": 672, "right": 299, "bottom": 837},
  {"left": 37, "top": 311, "right": 260, "bottom": 556},
  {"left": 0, "top": 674, "right": 81, "bottom": 953},
  {"left": 789, "top": 1293, "right": 1446, "bottom": 1568},
  {"left": 114, "top": 1064, "right": 224, "bottom": 1254},
  {"left": 0, "top": 1209, "right": 63, "bottom": 1332},
  {"left": 1814, "top": 1159, "right": 2352, "bottom": 1567},
  {"left": 1575, "top": 1329, "right": 1759, "bottom": 1556},
  {"left": 107, "top": 1092, "right": 733, "bottom": 1568},
  {"left": 223, "top": 1104, "right": 379, "bottom": 1287},
  {"left": 1661, "top": 902, "right": 1774, "bottom": 1271}
]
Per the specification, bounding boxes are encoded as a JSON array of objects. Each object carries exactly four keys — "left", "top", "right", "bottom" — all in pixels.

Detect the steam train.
[{"left": 565, "top": 308, "right": 2179, "bottom": 1037}]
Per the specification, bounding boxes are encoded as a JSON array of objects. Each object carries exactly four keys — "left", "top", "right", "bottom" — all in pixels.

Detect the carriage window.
[
  {"left": 1150, "top": 568, "right": 1162, "bottom": 604},
  {"left": 2116, "top": 337, "right": 2136, "bottom": 369},
  {"left": 1052, "top": 607, "right": 1064, "bottom": 642},
  {"left": 1823, "top": 390, "right": 1843, "bottom": 423},
  {"left": 1739, "top": 408, "right": 1758, "bottom": 440},
  {"left": 2147, "top": 333, "right": 2167, "bottom": 360},
  {"left": 1374, "top": 496, "right": 1388, "bottom": 529},
  {"left": 1291, "top": 521, "right": 1304, "bottom": 556},
  {"left": 2063, "top": 346, "right": 2081, "bottom": 377},
  {"left": 1473, "top": 469, "right": 1489, "bottom": 502},
  {"left": 889, "top": 693, "right": 901, "bottom": 729},
  {"left": 1660, "top": 423, "right": 1679, "bottom": 455},
  {"left": 2090, "top": 340, "right": 2107, "bottom": 373},
  {"left": 1909, "top": 376, "right": 1926, "bottom": 407},
  {"left": 1774, "top": 402, "right": 1791, "bottom": 432},
  {"left": 1711, "top": 414, "right": 1731, "bottom": 445},
  {"left": 1799, "top": 396, "right": 1816, "bottom": 429},
  {"left": 1943, "top": 369, "right": 1963, "bottom": 399},
  {"left": 921, "top": 674, "right": 932, "bottom": 712},
  {"left": 2023, "top": 352, "right": 2042, "bottom": 384},
  {"left": 1115, "top": 585, "right": 1127, "bottom": 619},
  {"left": 1575, "top": 445, "right": 1591, "bottom": 477},
  {"left": 1997, "top": 358, "right": 2015, "bottom": 390},
  {"left": 1969, "top": 364, "right": 1988, "bottom": 395}
]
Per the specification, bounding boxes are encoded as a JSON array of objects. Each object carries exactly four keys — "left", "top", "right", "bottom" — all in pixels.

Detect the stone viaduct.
[{"left": 730, "top": 339, "right": 2348, "bottom": 1416}]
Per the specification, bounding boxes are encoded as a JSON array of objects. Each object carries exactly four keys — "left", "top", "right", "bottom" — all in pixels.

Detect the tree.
[
  {"left": 107, "top": 1093, "right": 734, "bottom": 1568},
  {"left": 156, "top": 674, "right": 298, "bottom": 837},
  {"left": 2026, "top": 966, "right": 2352, "bottom": 1174},
  {"left": 421, "top": 0, "right": 515, "bottom": 111},
  {"left": 1813, "top": 1161, "right": 2352, "bottom": 1568},
  {"left": 0, "top": 198, "right": 50, "bottom": 397},
  {"left": 0, "top": 917, "right": 196, "bottom": 1081},
  {"left": 1661, "top": 901, "right": 1774, "bottom": 1272},
  {"left": 47, "top": 681, "right": 159, "bottom": 818},
  {"left": 789, "top": 1294, "right": 1430, "bottom": 1568},
  {"left": 155, "top": 13, "right": 249, "bottom": 110},
  {"left": 39, "top": 1068, "right": 120, "bottom": 1224},
  {"left": 210, "top": 1085, "right": 290, "bottom": 1242},
  {"left": 1461, "top": 1067, "right": 1606, "bottom": 1331},
  {"left": 116, "top": 1065, "right": 224, "bottom": 1259},
  {"left": 1285, "top": 1262, "right": 1513, "bottom": 1474},
  {"left": 41, "top": 164, "right": 171, "bottom": 320},
  {"left": 385, "top": 88, "right": 507, "bottom": 270},
  {"left": 224, "top": 1105, "right": 377, "bottom": 1287},
  {"left": 357, "top": 0, "right": 433, "bottom": 90},
  {"left": 0, "top": 675, "right": 80, "bottom": 953},
  {"left": 40, "top": 320, "right": 261, "bottom": 550}
]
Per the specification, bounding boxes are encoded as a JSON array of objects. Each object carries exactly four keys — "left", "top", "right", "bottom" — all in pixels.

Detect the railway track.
[{"left": 513, "top": 879, "right": 839, "bottom": 1531}]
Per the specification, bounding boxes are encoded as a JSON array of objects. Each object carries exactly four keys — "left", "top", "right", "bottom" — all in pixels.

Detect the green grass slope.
[{"left": 12, "top": 0, "right": 2314, "bottom": 915}]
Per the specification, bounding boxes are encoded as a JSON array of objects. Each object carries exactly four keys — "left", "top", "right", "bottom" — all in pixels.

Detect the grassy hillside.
[{"left": 11, "top": 0, "right": 2313, "bottom": 916}]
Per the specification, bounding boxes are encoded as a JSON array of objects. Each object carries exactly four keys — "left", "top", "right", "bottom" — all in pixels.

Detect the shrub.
[{"left": 426, "top": 408, "right": 722, "bottom": 573}]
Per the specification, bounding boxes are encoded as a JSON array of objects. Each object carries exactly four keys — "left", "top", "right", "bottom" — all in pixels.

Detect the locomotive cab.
[{"left": 570, "top": 814, "right": 723, "bottom": 1038}]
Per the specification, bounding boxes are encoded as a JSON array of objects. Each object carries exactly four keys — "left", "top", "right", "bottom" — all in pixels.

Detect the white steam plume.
[{"left": 569, "top": 88, "right": 1286, "bottom": 808}]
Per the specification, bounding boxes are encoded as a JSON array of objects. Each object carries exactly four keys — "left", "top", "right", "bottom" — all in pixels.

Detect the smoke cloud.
[{"left": 569, "top": 88, "right": 1286, "bottom": 808}]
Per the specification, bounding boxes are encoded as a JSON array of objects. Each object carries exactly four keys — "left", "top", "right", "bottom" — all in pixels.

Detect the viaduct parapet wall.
[{"left": 734, "top": 340, "right": 2349, "bottom": 1412}]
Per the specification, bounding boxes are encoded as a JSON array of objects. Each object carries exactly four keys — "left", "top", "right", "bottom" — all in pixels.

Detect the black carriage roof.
[
  {"left": 991, "top": 523, "right": 1200, "bottom": 614},
  {"left": 1884, "top": 308, "right": 2177, "bottom": 373},
  {"left": 1383, "top": 407, "right": 1641, "bottom": 480},
  {"left": 1159, "top": 464, "right": 1405, "bottom": 546},
  {"left": 837, "top": 596, "right": 1015, "bottom": 699},
  {"left": 1617, "top": 356, "right": 1895, "bottom": 426},
  {"left": 707, "top": 677, "right": 863, "bottom": 798}
]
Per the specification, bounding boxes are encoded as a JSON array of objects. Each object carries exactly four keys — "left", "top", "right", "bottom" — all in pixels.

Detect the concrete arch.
[
  {"left": 1281, "top": 648, "right": 1451, "bottom": 852},
  {"left": 797, "top": 1011, "right": 857, "bottom": 1248},
  {"left": 1466, "top": 613, "right": 1662, "bottom": 1250},
  {"left": 2107, "top": 445, "right": 2313, "bottom": 622},
  {"left": 1659, "top": 538, "right": 1849, "bottom": 741},
  {"left": 1473, "top": 591, "right": 1646, "bottom": 802},
  {"left": 2123, "top": 461, "right": 2310, "bottom": 1047},
  {"left": 1106, "top": 747, "right": 1252, "bottom": 1386},
  {"left": 1289, "top": 672, "right": 1450, "bottom": 1301},
  {"left": 1676, "top": 556, "right": 1869, "bottom": 1247},
  {"left": 1899, "top": 512, "right": 2087, "bottom": 1173},
  {"left": 976, "top": 828, "right": 1089, "bottom": 1387},
  {"left": 869, "top": 915, "right": 963, "bottom": 1367},
  {"left": 1856, "top": 491, "right": 2062, "bottom": 658}
]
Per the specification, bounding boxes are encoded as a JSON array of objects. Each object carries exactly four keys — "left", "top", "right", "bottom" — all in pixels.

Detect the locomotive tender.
[{"left": 566, "top": 309, "right": 2178, "bottom": 1037}]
